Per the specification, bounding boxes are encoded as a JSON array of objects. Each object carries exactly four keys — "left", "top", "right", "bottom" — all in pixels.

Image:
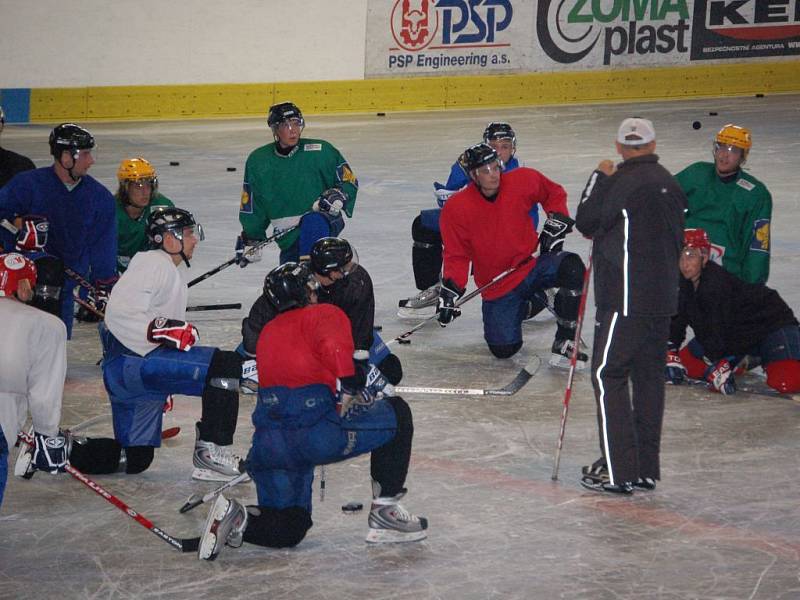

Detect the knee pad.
[
  {"left": 679, "top": 346, "right": 708, "bottom": 379},
  {"left": 488, "top": 341, "right": 522, "bottom": 359},
  {"left": 124, "top": 445, "right": 155, "bottom": 474},
  {"left": 411, "top": 215, "right": 442, "bottom": 290},
  {"left": 554, "top": 253, "right": 586, "bottom": 290},
  {"left": 765, "top": 359, "right": 800, "bottom": 394},
  {"left": 378, "top": 353, "right": 403, "bottom": 385},
  {"left": 243, "top": 505, "right": 313, "bottom": 548},
  {"left": 69, "top": 437, "right": 122, "bottom": 474}
]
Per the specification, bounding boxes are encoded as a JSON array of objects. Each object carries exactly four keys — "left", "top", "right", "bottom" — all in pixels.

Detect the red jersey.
[
  {"left": 256, "top": 303, "right": 355, "bottom": 393},
  {"left": 440, "top": 167, "right": 568, "bottom": 301}
]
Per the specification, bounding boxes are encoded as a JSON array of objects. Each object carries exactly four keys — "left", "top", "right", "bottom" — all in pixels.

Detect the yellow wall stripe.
[{"left": 27, "top": 61, "right": 800, "bottom": 123}]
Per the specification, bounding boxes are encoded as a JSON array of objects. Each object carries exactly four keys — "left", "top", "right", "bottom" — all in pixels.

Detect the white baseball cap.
[{"left": 617, "top": 117, "right": 656, "bottom": 145}]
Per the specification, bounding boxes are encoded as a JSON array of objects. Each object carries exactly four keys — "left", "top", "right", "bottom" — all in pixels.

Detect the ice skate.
[
  {"left": 198, "top": 494, "right": 248, "bottom": 561},
  {"left": 397, "top": 283, "right": 440, "bottom": 320},
  {"left": 192, "top": 424, "right": 248, "bottom": 482},
  {"left": 580, "top": 459, "right": 633, "bottom": 495},
  {"left": 549, "top": 337, "right": 588, "bottom": 370},
  {"left": 13, "top": 427, "right": 35, "bottom": 479},
  {"left": 366, "top": 481, "right": 428, "bottom": 543}
]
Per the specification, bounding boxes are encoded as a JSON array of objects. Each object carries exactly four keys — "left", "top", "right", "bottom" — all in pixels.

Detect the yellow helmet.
[
  {"left": 715, "top": 124, "right": 752, "bottom": 152},
  {"left": 117, "top": 157, "right": 157, "bottom": 183}
]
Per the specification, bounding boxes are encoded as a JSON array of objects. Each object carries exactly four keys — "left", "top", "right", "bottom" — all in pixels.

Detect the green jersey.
[
  {"left": 676, "top": 161, "right": 771, "bottom": 284},
  {"left": 238, "top": 138, "right": 358, "bottom": 250},
  {"left": 115, "top": 193, "right": 174, "bottom": 273}
]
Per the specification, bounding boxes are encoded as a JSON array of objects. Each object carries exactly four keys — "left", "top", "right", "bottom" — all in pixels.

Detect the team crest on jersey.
[
  {"left": 709, "top": 243, "right": 724, "bottom": 265},
  {"left": 303, "top": 143, "right": 322, "bottom": 151},
  {"left": 338, "top": 162, "right": 359, "bottom": 189},
  {"left": 751, "top": 219, "right": 770, "bottom": 253},
  {"left": 239, "top": 182, "right": 253, "bottom": 214},
  {"left": 736, "top": 178, "right": 755, "bottom": 192}
]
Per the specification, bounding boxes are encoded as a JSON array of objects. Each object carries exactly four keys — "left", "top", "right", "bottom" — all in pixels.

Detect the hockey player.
[
  {"left": 198, "top": 262, "right": 425, "bottom": 561},
  {"left": 114, "top": 157, "right": 174, "bottom": 273},
  {"left": 240, "top": 237, "right": 402, "bottom": 388},
  {"left": 0, "top": 105, "right": 36, "bottom": 189},
  {"left": 576, "top": 117, "right": 686, "bottom": 495},
  {"left": 70, "top": 206, "right": 247, "bottom": 481},
  {"left": 437, "top": 142, "right": 587, "bottom": 366},
  {"left": 667, "top": 228, "right": 800, "bottom": 395},
  {"left": 402, "top": 122, "right": 549, "bottom": 317},
  {"left": 0, "top": 253, "right": 68, "bottom": 507},
  {"left": 0, "top": 123, "right": 117, "bottom": 337},
  {"left": 235, "top": 102, "right": 358, "bottom": 266},
  {"left": 676, "top": 124, "right": 772, "bottom": 284}
]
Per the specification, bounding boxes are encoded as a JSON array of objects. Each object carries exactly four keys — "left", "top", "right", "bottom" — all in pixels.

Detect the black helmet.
[
  {"left": 267, "top": 102, "right": 304, "bottom": 130},
  {"left": 458, "top": 142, "right": 501, "bottom": 172},
  {"left": 263, "top": 262, "right": 317, "bottom": 312},
  {"left": 310, "top": 237, "right": 357, "bottom": 276},
  {"left": 483, "top": 122, "right": 516, "bottom": 148},
  {"left": 49, "top": 123, "right": 95, "bottom": 159},
  {"left": 147, "top": 207, "right": 203, "bottom": 248}
]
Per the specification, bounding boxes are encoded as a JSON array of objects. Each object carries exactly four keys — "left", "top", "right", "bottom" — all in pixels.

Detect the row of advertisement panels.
[{"left": 366, "top": 0, "right": 800, "bottom": 77}]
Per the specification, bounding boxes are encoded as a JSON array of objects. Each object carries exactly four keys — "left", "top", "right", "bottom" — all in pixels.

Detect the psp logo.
[{"left": 391, "top": 0, "right": 439, "bottom": 50}]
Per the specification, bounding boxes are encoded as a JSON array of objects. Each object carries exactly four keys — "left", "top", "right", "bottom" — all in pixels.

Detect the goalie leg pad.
[
  {"left": 553, "top": 253, "right": 585, "bottom": 340},
  {"left": 377, "top": 353, "right": 403, "bottom": 385},
  {"left": 371, "top": 396, "right": 413, "bottom": 497},
  {"left": 411, "top": 214, "right": 443, "bottom": 291}
]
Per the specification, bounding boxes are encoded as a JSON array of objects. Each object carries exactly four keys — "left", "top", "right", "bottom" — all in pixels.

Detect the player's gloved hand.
[
  {"left": 15, "top": 214, "right": 49, "bottom": 252},
  {"left": 539, "top": 212, "right": 575, "bottom": 254},
  {"left": 241, "top": 359, "right": 258, "bottom": 394},
  {"left": 312, "top": 188, "right": 347, "bottom": 217},
  {"left": 33, "top": 431, "right": 67, "bottom": 474},
  {"left": 234, "top": 233, "right": 262, "bottom": 268},
  {"left": 147, "top": 317, "right": 199, "bottom": 351},
  {"left": 437, "top": 279, "right": 465, "bottom": 327},
  {"left": 77, "top": 276, "right": 117, "bottom": 322},
  {"left": 704, "top": 357, "right": 736, "bottom": 395},
  {"left": 665, "top": 343, "right": 687, "bottom": 385},
  {"left": 433, "top": 183, "right": 458, "bottom": 208},
  {"left": 352, "top": 350, "right": 395, "bottom": 399},
  {"left": 337, "top": 384, "right": 378, "bottom": 419}
]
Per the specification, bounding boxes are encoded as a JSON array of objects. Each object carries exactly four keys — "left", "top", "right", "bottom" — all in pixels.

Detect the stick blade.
[
  {"left": 180, "top": 537, "right": 201, "bottom": 553},
  {"left": 179, "top": 494, "right": 204, "bottom": 514},
  {"left": 161, "top": 426, "right": 181, "bottom": 440}
]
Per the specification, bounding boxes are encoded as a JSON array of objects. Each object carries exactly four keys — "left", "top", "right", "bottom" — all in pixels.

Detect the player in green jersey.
[
  {"left": 114, "top": 157, "right": 173, "bottom": 274},
  {"left": 676, "top": 124, "right": 772, "bottom": 284},
  {"left": 236, "top": 102, "right": 358, "bottom": 266}
]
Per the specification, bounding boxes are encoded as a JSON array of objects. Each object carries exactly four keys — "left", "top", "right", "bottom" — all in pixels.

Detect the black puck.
[
  {"left": 226, "top": 167, "right": 237, "bottom": 172},
  {"left": 374, "top": 325, "right": 382, "bottom": 332},
  {"left": 398, "top": 338, "right": 411, "bottom": 345},
  {"left": 342, "top": 501, "right": 363, "bottom": 513},
  {"left": 169, "top": 161, "right": 180, "bottom": 166},
  {"left": 709, "top": 111, "right": 718, "bottom": 116},
  {"left": 692, "top": 121, "right": 701, "bottom": 130},
  {"left": 755, "top": 93, "right": 764, "bottom": 98},
  {"left": 376, "top": 112, "right": 386, "bottom": 117}
]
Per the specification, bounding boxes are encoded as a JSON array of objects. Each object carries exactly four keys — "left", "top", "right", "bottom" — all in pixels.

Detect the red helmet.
[
  {"left": 683, "top": 228, "right": 711, "bottom": 253},
  {"left": 0, "top": 253, "right": 37, "bottom": 297}
]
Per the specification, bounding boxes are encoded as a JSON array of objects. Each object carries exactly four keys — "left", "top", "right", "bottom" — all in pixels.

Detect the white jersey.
[
  {"left": 105, "top": 250, "right": 188, "bottom": 357},
  {"left": 0, "top": 299, "right": 66, "bottom": 447}
]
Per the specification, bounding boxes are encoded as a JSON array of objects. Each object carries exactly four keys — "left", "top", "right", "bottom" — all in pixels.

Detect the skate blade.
[
  {"left": 13, "top": 444, "right": 34, "bottom": 478},
  {"left": 198, "top": 496, "right": 230, "bottom": 560},
  {"left": 548, "top": 353, "right": 588, "bottom": 371},
  {"left": 397, "top": 306, "right": 436, "bottom": 320},
  {"left": 191, "top": 467, "right": 246, "bottom": 483},
  {"left": 365, "top": 527, "right": 428, "bottom": 543}
]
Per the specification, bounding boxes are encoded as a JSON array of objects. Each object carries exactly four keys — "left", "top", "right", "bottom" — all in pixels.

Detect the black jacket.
[
  {"left": 670, "top": 261, "right": 797, "bottom": 360},
  {"left": 241, "top": 264, "right": 375, "bottom": 356},
  {"left": 576, "top": 154, "right": 686, "bottom": 317},
  {"left": 0, "top": 147, "right": 36, "bottom": 189}
]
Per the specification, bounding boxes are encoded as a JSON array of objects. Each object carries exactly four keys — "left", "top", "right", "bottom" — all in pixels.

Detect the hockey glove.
[
  {"left": 313, "top": 188, "right": 347, "bottom": 217},
  {"left": 337, "top": 385, "right": 378, "bottom": 419},
  {"left": 15, "top": 215, "right": 49, "bottom": 252},
  {"left": 33, "top": 431, "right": 67, "bottom": 474},
  {"left": 147, "top": 317, "right": 199, "bottom": 352},
  {"left": 234, "top": 233, "right": 262, "bottom": 268},
  {"left": 433, "top": 183, "right": 458, "bottom": 208},
  {"left": 704, "top": 358, "right": 736, "bottom": 395},
  {"left": 437, "top": 279, "right": 465, "bottom": 327},
  {"left": 665, "top": 344, "right": 687, "bottom": 385},
  {"left": 539, "top": 212, "right": 575, "bottom": 254}
]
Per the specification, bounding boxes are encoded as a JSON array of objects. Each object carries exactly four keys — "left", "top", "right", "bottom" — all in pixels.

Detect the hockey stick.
[
  {"left": 186, "top": 302, "right": 242, "bottom": 312},
  {"left": 65, "top": 413, "right": 181, "bottom": 440},
  {"left": 178, "top": 470, "right": 251, "bottom": 514},
  {"left": 388, "top": 252, "right": 539, "bottom": 347},
  {"left": 678, "top": 376, "right": 800, "bottom": 401},
  {"left": 551, "top": 251, "right": 593, "bottom": 481},
  {"left": 188, "top": 223, "right": 300, "bottom": 288},
  {"left": 395, "top": 355, "right": 541, "bottom": 396},
  {"left": 17, "top": 431, "right": 199, "bottom": 553}
]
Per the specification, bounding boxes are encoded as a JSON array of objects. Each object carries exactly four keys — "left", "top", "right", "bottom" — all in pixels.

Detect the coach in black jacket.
[{"left": 575, "top": 117, "right": 686, "bottom": 495}]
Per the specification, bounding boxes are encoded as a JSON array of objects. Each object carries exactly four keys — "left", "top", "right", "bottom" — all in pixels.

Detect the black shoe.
[{"left": 633, "top": 477, "right": 656, "bottom": 491}]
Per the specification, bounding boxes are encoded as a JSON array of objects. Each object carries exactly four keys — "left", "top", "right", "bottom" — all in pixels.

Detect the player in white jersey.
[{"left": 0, "top": 253, "right": 68, "bottom": 506}]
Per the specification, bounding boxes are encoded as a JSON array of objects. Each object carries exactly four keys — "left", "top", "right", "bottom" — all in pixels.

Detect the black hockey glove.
[
  {"left": 33, "top": 431, "right": 67, "bottom": 474},
  {"left": 437, "top": 279, "right": 465, "bottom": 327},
  {"left": 539, "top": 212, "right": 575, "bottom": 254},
  {"left": 76, "top": 276, "right": 117, "bottom": 322}
]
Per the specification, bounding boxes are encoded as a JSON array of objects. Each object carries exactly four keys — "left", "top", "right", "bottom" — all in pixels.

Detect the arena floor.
[{"left": 1, "top": 93, "right": 799, "bottom": 599}]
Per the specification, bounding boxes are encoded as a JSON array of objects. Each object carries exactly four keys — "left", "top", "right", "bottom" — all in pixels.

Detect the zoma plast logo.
[{"left": 537, "top": 0, "right": 691, "bottom": 65}]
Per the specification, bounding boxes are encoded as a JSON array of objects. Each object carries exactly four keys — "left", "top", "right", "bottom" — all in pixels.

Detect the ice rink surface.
[{"left": 1, "top": 94, "right": 799, "bottom": 599}]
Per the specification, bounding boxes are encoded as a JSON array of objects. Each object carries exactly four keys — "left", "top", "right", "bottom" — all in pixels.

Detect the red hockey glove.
[
  {"left": 704, "top": 358, "right": 736, "bottom": 395},
  {"left": 147, "top": 317, "right": 199, "bottom": 351},
  {"left": 665, "top": 344, "right": 687, "bottom": 385},
  {"left": 15, "top": 215, "right": 49, "bottom": 252}
]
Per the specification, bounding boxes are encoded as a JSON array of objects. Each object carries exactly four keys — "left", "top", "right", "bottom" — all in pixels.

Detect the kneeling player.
[
  {"left": 198, "top": 262, "right": 426, "bottom": 561},
  {"left": 67, "top": 207, "right": 246, "bottom": 480},
  {"left": 667, "top": 228, "right": 800, "bottom": 395}
]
